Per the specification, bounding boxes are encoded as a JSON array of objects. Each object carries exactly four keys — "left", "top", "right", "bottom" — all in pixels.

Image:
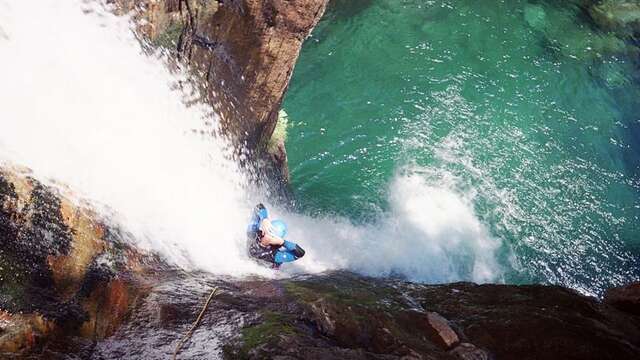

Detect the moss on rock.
[
  {"left": 589, "top": 1, "right": 640, "bottom": 35},
  {"left": 241, "top": 312, "right": 296, "bottom": 351},
  {"left": 0, "top": 165, "right": 157, "bottom": 355},
  {"left": 152, "top": 21, "right": 185, "bottom": 50},
  {"left": 267, "top": 110, "right": 289, "bottom": 154}
]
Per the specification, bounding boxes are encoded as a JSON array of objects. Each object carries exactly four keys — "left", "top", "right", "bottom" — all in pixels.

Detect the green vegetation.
[
  {"left": 267, "top": 110, "right": 289, "bottom": 153},
  {"left": 236, "top": 311, "right": 297, "bottom": 358},
  {"left": 0, "top": 252, "right": 27, "bottom": 310},
  {"left": 283, "top": 279, "right": 403, "bottom": 310},
  {"left": 152, "top": 22, "right": 184, "bottom": 50}
]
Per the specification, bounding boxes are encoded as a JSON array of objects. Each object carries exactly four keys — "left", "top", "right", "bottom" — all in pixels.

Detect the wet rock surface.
[
  {"left": 92, "top": 272, "right": 638, "bottom": 360},
  {"left": 604, "top": 282, "right": 640, "bottom": 316},
  {"left": 0, "top": 166, "right": 162, "bottom": 357},
  {"left": 112, "top": 0, "right": 329, "bottom": 184},
  {"left": 1, "top": 168, "right": 639, "bottom": 359},
  {"left": 589, "top": 1, "right": 640, "bottom": 35},
  {"left": 425, "top": 312, "right": 459, "bottom": 350}
]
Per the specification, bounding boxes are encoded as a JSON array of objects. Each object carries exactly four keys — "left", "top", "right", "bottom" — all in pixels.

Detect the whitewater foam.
[
  {"left": 286, "top": 168, "right": 502, "bottom": 283},
  {"left": 0, "top": 0, "right": 269, "bottom": 276},
  {"left": 0, "top": 0, "right": 502, "bottom": 283}
]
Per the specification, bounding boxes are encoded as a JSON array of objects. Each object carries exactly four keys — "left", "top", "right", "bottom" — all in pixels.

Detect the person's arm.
[{"left": 260, "top": 232, "right": 285, "bottom": 247}]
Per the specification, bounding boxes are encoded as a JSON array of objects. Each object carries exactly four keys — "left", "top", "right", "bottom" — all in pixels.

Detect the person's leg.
[
  {"left": 273, "top": 241, "right": 306, "bottom": 264},
  {"left": 282, "top": 240, "right": 305, "bottom": 258},
  {"left": 273, "top": 250, "right": 297, "bottom": 264}
]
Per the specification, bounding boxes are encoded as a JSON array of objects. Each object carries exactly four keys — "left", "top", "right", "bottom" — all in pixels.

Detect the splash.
[
  {"left": 284, "top": 168, "right": 501, "bottom": 283},
  {"left": 0, "top": 0, "right": 502, "bottom": 283}
]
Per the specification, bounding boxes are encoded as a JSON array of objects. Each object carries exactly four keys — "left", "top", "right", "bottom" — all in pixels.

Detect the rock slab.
[
  {"left": 425, "top": 312, "right": 459, "bottom": 350},
  {"left": 604, "top": 282, "right": 640, "bottom": 316}
]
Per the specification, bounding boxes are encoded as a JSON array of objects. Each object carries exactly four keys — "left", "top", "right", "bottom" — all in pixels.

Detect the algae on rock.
[
  {"left": 590, "top": 0, "right": 640, "bottom": 35},
  {"left": 267, "top": 110, "right": 289, "bottom": 154},
  {"left": 0, "top": 165, "right": 161, "bottom": 356},
  {"left": 523, "top": 2, "right": 638, "bottom": 61}
]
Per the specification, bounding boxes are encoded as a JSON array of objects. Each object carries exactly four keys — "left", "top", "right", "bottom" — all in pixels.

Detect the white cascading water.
[{"left": 0, "top": 0, "right": 501, "bottom": 283}]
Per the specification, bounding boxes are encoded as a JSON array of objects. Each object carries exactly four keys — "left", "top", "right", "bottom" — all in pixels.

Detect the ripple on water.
[{"left": 284, "top": 0, "right": 640, "bottom": 295}]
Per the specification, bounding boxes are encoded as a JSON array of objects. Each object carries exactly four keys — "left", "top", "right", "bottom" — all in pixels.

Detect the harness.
[
  {"left": 246, "top": 203, "right": 278, "bottom": 264},
  {"left": 248, "top": 230, "right": 278, "bottom": 263}
]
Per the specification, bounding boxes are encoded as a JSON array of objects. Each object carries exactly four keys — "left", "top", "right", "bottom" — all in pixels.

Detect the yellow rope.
[{"left": 172, "top": 287, "right": 219, "bottom": 360}]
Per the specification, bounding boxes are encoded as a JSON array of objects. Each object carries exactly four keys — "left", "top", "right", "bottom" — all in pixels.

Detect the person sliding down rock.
[{"left": 247, "top": 203, "right": 306, "bottom": 269}]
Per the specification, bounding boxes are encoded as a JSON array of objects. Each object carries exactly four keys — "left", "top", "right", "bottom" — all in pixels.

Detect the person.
[{"left": 247, "top": 203, "right": 305, "bottom": 269}]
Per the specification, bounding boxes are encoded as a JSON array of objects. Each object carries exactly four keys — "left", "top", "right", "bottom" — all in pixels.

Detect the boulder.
[
  {"left": 425, "top": 312, "right": 459, "bottom": 350},
  {"left": 0, "top": 165, "right": 158, "bottom": 355},
  {"left": 0, "top": 311, "right": 54, "bottom": 353},
  {"left": 523, "top": 2, "right": 638, "bottom": 61},
  {"left": 524, "top": 4, "right": 548, "bottom": 31},
  {"left": 410, "top": 282, "right": 640, "bottom": 360},
  {"left": 449, "top": 343, "right": 490, "bottom": 360},
  {"left": 604, "top": 282, "right": 640, "bottom": 316},
  {"left": 589, "top": 1, "right": 640, "bottom": 35}
]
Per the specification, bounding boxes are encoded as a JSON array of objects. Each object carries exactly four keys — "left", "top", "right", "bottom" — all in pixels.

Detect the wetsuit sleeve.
[
  {"left": 256, "top": 203, "right": 269, "bottom": 221},
  {"left": 274, "top": 241, "right": 306, "bottom": 264}
]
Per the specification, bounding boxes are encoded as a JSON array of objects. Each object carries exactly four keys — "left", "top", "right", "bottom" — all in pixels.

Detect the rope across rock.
[{"left": 172, "top": 287, "right": 220, "bottom": 360}]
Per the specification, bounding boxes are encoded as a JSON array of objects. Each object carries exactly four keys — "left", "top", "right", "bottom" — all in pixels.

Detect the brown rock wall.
[
  {"left": 0, "top": 166, "right": 158, "bottom": 355},
  {"left": 111, "top": 0, "right": 329, "bottom": 182}
]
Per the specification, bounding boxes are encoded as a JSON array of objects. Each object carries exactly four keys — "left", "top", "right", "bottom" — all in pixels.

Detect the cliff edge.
[{"left": 114, "top": 0, "right": 329, "bottom": 184}]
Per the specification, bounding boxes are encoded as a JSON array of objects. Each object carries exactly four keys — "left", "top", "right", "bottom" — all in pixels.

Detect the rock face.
[
  {"left": 1, "top": 171, "right": 639, "bottom": 360},
  {"left": 54, "top": 270, "right": 640, "bottom": 360},
  {"left": 183, "top": 1, "right": 327, "bottom": 145},
  {"left": 187, "top": 0, "right": 327, "bottom": 183},
  {"left": 425, "top": 312, "right": 460, "bottom": 350},
  {"left": 604, "top": 282, "right": 640, "bottom": 316},
  {"left": 0, "top": 166, "right": 162, "bottom": 356},
  {"left": 113, "top": 0, "right": 329, "bottom": 183},
  {"left": 233, "top": 273, "right": 639, "bottom": 360},
  {"left": 409, "top": 280, "right": 640, "bottom": 360},
  {"left": 589, "top": 1, "right": 640, "bottom": 35}
]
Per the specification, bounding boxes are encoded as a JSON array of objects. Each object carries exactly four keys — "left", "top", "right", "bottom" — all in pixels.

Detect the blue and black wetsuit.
[{"left": 246, "top": 204, "right": 305, "bottom": 266}]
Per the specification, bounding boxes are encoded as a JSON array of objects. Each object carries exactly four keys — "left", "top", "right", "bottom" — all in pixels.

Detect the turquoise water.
[{"left": 284, "top": 0, "right": 640, "bottom": 295}]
